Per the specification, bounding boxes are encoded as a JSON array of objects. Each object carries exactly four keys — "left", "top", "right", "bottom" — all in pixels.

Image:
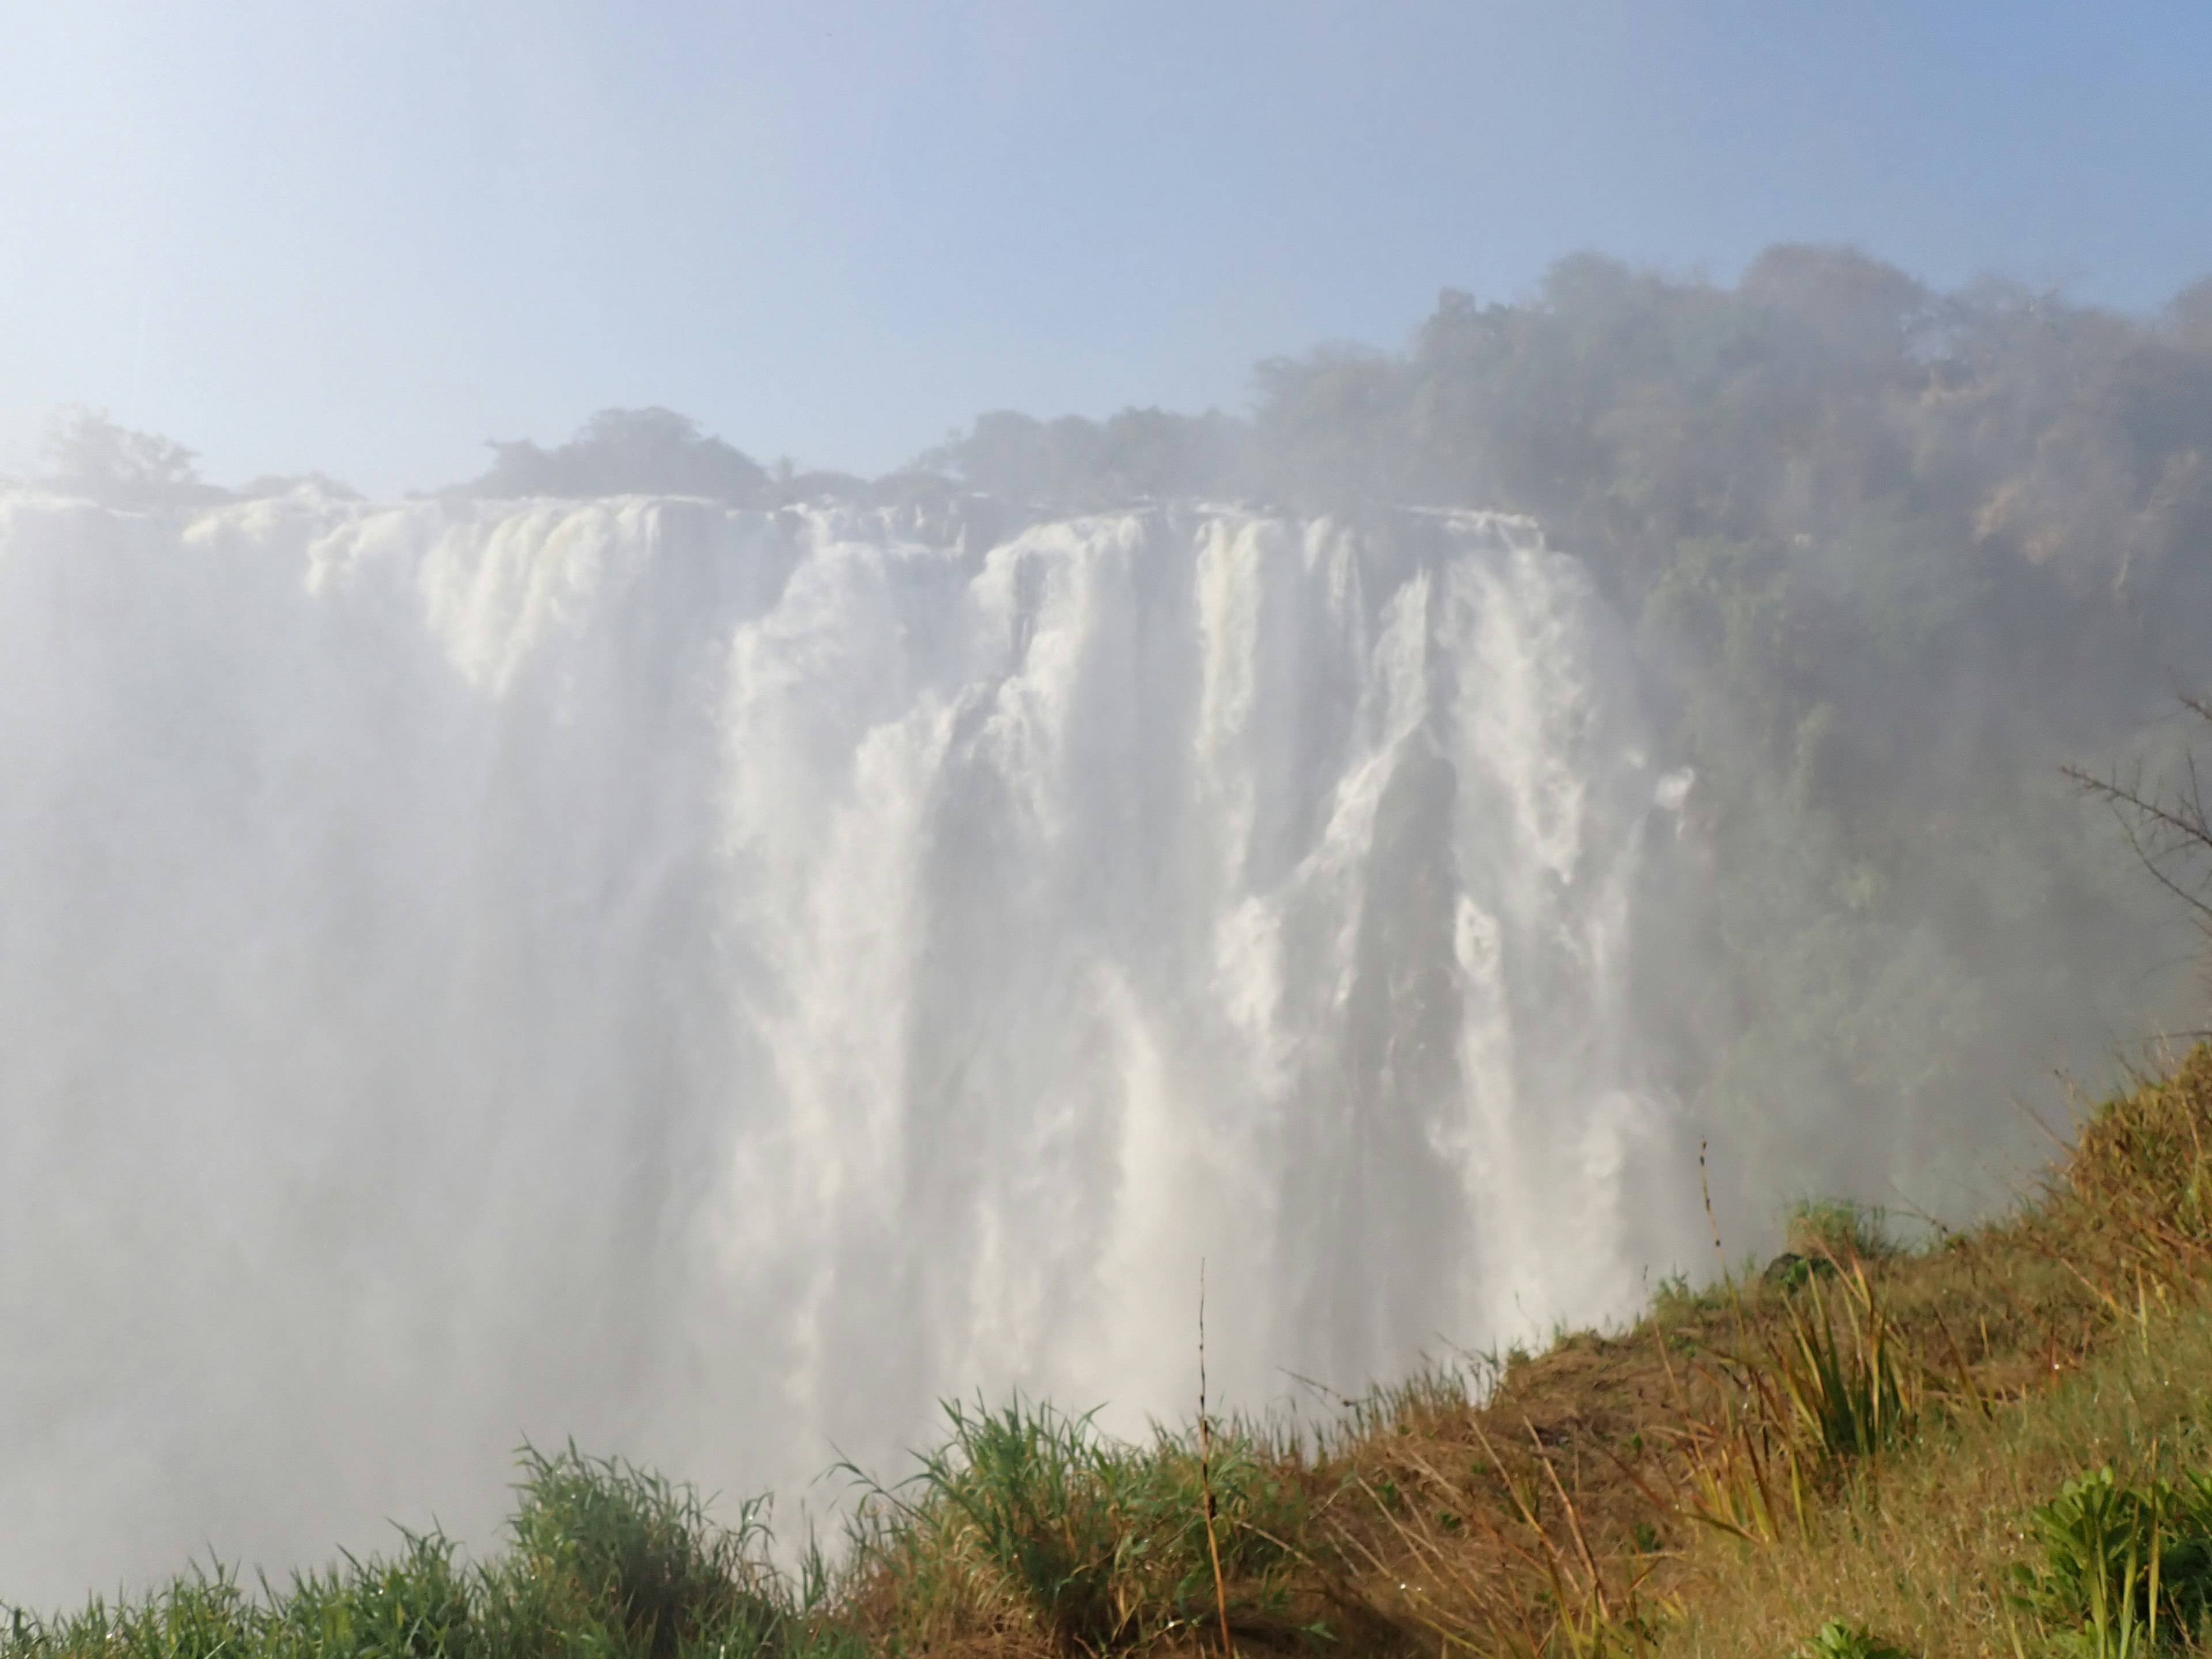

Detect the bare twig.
[
  {"left": 2064, "top": 742, "right": 2212, "bottom": 930},
  {"left": 1198, "top": 1262, "right": 1234, "bottom": 1657},
  {"left": 1699, "top": 1141, "right": 1729, "bottom": 1286}
]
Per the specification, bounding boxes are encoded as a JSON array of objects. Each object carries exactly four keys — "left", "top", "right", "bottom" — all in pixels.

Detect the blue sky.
[{"left": 3, "top": 1, "right": 2208, "bottom": 495}]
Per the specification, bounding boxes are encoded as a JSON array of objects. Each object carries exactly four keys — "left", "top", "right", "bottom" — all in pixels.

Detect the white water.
[{"left": 0, "top": 490, "right": 1698, "bottom": 1605}]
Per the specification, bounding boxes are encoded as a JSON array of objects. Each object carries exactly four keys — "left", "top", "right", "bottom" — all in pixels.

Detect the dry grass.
[
  {"left": 16, "top": 1051, "right": 2212, "bottom": 1659},
  {"left": 1228, "top": 1040, "right": 2212, "bottom": 1658},
  {"left": 1662, "top": 1301, "right": 2212, "bottom": 1656},
  {"left": 1650, "top": 1040, "right": 2212, "bottom": 1657}
]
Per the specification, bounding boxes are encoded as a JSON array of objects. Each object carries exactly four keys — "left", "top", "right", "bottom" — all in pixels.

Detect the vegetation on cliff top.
[{"left": 27, "top": 248, "right": 2212, "bottom": 1225}]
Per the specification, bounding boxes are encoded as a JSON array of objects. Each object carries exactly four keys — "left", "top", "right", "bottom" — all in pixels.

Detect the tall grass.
[
  {"left": 1663, "top": 1041, "right": 2212, "bottom": 1659},
  {"left": 1784, "top": 1199, "right": 1897, "bottom": 1267},
  {"left": 21, "top": 1051, "right": 2212, "bottom": 1659},
  {"left": 1658, "top": 1237, "right": 1923, "bottom": 1555},
  {"left": 1768, "top": 1264, "right": 1921, "bottom": 1461},
  {"left": 489, "top": 1443, "right": 787, "bottom": 1659},
  {"left": 2011, "top": 1465, "right": 2212, "bottom": 1658},
  {"left": 2, "top": 1446, "right": 828, "bottom": 1659},
  {"left": 849, "top": 1395, "right": 1312, "bottom": 1653}
]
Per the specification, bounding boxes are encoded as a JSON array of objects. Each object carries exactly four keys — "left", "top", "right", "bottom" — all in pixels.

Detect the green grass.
[
  {"left": 2, "top": 1446, "right": 844, "bottom": 1659},
  {"left": 842, "top": 1396, "right": 1315, "bottom": 1655},
  {"left": 1798, "top": 1621, "right": 1915, "bottom": 1659},
  {"left": 22, "top": 1048, "right": 2212, "bottom": 1658},
  {"left": 1784, "top": 1199, "right": 1897, "bottom": 1266},
  {"left": 2010, "top": 1465, "right": 2212, "bottom": 1657}
]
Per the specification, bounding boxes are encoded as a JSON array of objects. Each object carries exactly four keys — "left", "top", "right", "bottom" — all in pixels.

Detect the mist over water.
[{"left": 0, "top": 489, "right": 1702, "bottom": 1606}]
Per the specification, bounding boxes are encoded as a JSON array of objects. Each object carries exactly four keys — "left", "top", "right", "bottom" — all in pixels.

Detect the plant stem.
[{"left": 1199, "top": 1262, "right": 1233, "bottom": 1657}]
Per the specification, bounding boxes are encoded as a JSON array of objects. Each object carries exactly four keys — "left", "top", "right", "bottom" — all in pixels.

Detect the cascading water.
[{"left": 0, "top": 488, "right": 1700, "bottom": 1605}]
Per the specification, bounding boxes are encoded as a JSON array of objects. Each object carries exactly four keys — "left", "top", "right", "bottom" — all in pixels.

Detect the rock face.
[{"left": 0, "top": 491, "right": 1695, "bottom": 1604}]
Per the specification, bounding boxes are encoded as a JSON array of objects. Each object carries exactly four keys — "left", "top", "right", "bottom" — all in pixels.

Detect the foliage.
[
  {"left": 490, "top": 1442, "right": 783, "bottom": 1659},
  {"left": 468, "top": 408, "right": 773, "bottom": 505},
  {"left": 1, "top": 1448, "right": 802, "bottom": 1659},
  {"left": 1768, "top": 1265, "right": 1920, "bottom": 1461},
  {"left": 1785, "top": 1199, "right": 1896, "bottom": 1264},
  {"left": 1799, "top": 1620, "right": 1916, "bottom": 1659},
  {"left": 28, "top": 1056, "right": 2212, "bottom": 1659},
  {"left": 916, "top": 407, "right": 1248, "bottom": 505},
  {"left": 2012, "top": 1467, "right": 2212, "bottom": 1657},
  {"left": 864, "top": 1394, "right": 1309, "bottom": 1653},
  {"left": 37, "top": 407, "right": 225, "bottom": 508}
]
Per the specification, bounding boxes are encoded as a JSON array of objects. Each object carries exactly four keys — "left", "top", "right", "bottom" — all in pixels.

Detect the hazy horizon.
[{"left": 6, "top": 3, "right": 2211, "bottom": 494}]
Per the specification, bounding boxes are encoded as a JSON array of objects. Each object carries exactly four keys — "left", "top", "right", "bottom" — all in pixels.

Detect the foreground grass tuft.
[
  {"left": 842, "top": 1396, "right": 1312, "bottom": 1654},
  {"left": 3, "top": 1447, "right": 831, "bottom": 1659}
]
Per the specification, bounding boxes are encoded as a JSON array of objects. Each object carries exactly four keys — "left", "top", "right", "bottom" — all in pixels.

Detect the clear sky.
[{"left": 3, "top": 1, "right": 2209, "bottom": 496}]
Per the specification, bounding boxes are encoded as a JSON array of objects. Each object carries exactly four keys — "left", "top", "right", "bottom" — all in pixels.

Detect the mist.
[
  {"left": 3, "top": 245, "right": 2207, "bottom": 1611},
  {"left": 917, "top": 247, "right": 2212, "bottom": 1212}
]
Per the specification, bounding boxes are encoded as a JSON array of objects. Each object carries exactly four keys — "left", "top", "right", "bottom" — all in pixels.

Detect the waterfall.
[{"left": 0, "top": 488, "right": 1694, "bottom": 1604}]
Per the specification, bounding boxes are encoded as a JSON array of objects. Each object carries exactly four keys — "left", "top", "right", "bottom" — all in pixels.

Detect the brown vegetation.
[
  {"left": 16, "top": 1050, "right": 2212, "bottom": 1659},
  {"left": 767, "top": 1042, "right": 2210, "bottom": 1659}
]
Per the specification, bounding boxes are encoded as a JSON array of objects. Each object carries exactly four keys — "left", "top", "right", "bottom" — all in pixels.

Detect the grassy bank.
[{"left": 15, "top": 1048, "right": 2212, "bottom": 1658}]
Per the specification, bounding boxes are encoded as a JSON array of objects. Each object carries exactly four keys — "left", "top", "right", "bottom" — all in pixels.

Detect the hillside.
[{"left": 13, "top": 1041, "right": 2212, "bottom": 1658}]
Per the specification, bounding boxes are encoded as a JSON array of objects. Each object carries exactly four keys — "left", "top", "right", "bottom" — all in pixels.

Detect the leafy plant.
[
  {"left": 1767, "top": 1264, "right": 1919, "bottom": 1461},
  {"left": 267, "top": 1529, "right": 475, "bottom": 1659},
  {"left": 1799, "top": 1619, "right": 1915, "bottom": 1659},
  {"left": 1785, "top": 1199, "right": 1895, "bottom": 1266},
  {"left": 895, "top": 1395, "right": 1308, "bottom": 1653},
  {"left": 2013, "top": 1467, "right": 2212, "bottom": 1657},
  {"left": 911, "top": 1397, "right": 1126, "bottom": 1647},
  {"left": 493, "top": 1441, "right": 783, "bottom": 1659}
]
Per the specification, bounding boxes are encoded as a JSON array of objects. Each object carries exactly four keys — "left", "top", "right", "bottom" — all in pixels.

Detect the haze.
[
  {"left": 5, "top": 2, "right": 2211, "bottom": 494},
  {"left": 10, "top": 0, "right": 2212, "bottom": 1616}
]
